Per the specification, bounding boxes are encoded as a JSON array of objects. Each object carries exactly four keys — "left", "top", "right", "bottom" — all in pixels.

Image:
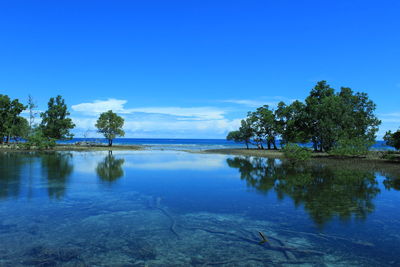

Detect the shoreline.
[
  {"left": 197, "top": 148, "right": 400, "bottom": 164},
  {"left": 0, "top": 143, "right": 144, "bottom": 152}
]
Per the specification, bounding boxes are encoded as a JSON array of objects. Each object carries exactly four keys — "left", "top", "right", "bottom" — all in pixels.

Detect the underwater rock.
[
  {"left": 123, "top": 238, "right": 156, "bottom": 260},
  {"left": 23, "top": 245, "right": 81, "bottom": 266}
]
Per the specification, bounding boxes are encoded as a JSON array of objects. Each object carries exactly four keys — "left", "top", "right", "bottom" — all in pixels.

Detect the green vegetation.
[
  {"left": 328, "top": 138, "right": 373, "bottom": 157},
  {"left": 0, "top": 94, "right": 125, "bottom": 150},
  {"left": 95, "top": 110, "right": 125, "bottom": 147},
  {"left": 40, "top": 95, "right": 75, "bottom": 140},
  {"left": 226, "top": 119, "right": 253, "bottom": 149},
  {"left": 22, "top": 128, "right": 56, "bottom": 150},
  {"left": 282, "top": 143, "right": 312, "bottom": 164},
  {"left": 384, "top": 130, "right": 400, "bottom": 150},
  {"left": 0, "top": 94, "right": 27, "bottom": 143},
  {"left": 227, "top": 81, "right": 381, "bottom": 157}
]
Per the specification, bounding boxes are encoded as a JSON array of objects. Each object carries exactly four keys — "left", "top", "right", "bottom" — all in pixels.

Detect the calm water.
[
  {"left": 59, "top": 138, "right": 394, "bottom": 151},
  {"left": 1, "top": 151, "right": 400, "bottom": 266}
]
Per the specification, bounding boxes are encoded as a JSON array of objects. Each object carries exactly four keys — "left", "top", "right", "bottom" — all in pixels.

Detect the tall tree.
[
  {"left": 40, "top": 95, "right": 75, "bottom": 140},
  {"left": 305, "top": 81, "right": 335, "bottom": 151},
  {"left": 95, "top": 110, "right": 125, "bottom": 146}
]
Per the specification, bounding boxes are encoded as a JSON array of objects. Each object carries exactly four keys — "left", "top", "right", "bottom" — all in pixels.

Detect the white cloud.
[
  {"left": 222, "top": 97, "right": 296, "bottom": 108},
  {"left": 382, "top": 112, "right": 400, "bottom": 117},
  {"left": 71, "top": 99, "right": 127, "bottom": 115},
  {"left": 125, "top": 107, "right": 225, "bottom": 120},
  {"left": 72, "top": 99, "right": 226, "bottom": 120},
  {"left": 70, "top": 98, "right": 242, "bottom": 138},
  {"left": 222, "top": 99, "right": 275, "bottom": 107}
]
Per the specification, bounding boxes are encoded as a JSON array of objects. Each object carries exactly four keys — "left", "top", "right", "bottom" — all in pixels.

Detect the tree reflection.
[
  {"left": 227, "top": 157, "right": 380, "bottom": 226},
  {"left": 96, "top": 152, "right": 125, "bottom": 183},
  {"left": 0, "top": 152, "right": 26, "bottom": 199},
  {"left": 41, "top": 152, "right": 73, "bottom": 199}
]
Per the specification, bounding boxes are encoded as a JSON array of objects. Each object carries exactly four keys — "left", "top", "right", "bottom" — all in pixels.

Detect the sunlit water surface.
[{"left": 1, "top": 151, "right": 400, "bottom": 266}]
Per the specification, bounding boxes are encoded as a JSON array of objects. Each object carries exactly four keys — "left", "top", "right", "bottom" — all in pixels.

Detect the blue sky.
[{"left": 1, "top": 0, "right": 399, "bottom": 138}]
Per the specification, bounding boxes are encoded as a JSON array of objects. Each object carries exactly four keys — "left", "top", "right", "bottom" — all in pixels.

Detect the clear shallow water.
[{"left": 1, "top": 151, "right": 400, "bottom": 266}]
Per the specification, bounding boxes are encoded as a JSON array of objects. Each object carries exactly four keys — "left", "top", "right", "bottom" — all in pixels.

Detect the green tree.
[
  {"left": 304, "top": 81, "right": 336, "bottom": 151},
  {"left": 275, "top": 100, "right": 309, "bottom": 146},
  {"left": 95, "top": 110, "right": 125, "bottom": 146},
  {"left": 40, "top": 95, "right": 75, "bottom": 140},
  {"left": 0, "top": 94, "right": 27, "bottom": 144},
  {"left": 10, "top": 117, "right": 29, "bottom": 142},
  {"left": 384, "top": 130, "right": 400, "bottom": 150},
  {"left": 247, "top": 105, "right": 278, "bottom": 150},
  {"left": 226, "top": 119, "right": 254, "bottom": 149},
  {"left": 304, "top": 81, "right": 380, "bottom": 152}
]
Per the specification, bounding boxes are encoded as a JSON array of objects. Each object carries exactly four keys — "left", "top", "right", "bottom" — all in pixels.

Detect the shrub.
[
  {"left": 20, "top": 129, "right": 56, "bottom": 150},
  {"left": 329, "top": 138, "right": 373, "bottom": 157},
  {"left": 282, "top": 143, "right": 312, "bottom": 163}
]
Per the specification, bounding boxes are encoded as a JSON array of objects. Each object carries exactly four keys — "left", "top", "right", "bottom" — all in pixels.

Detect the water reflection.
[
  {"left": 0, "top": 153, "right": 25, "bottom": 199},
  {"left": 41, "top": 152, "right": 73, "bottom": 199},
  {"left": 227, "top": 157, "right": 382, "bottom": 226},
  {"left": 96, "top": 152, "right": 125, "bottom": 183}
]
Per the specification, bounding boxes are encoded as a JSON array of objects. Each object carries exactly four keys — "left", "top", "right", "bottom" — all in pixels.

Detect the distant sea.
[{"left": 60, "top": 138, "right": 394, "bottom": 151}]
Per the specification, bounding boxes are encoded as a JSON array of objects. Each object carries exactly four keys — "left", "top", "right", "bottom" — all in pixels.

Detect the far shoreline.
[{"left": 0, "top": 143, "right": 144, "bottom": 152}]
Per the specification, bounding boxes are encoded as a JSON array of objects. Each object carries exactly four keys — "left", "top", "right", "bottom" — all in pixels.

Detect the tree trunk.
[
  {"left": 267, "top": 141, "right": 271, "bottom": 150},
  {"left": 108, "top": 139, "right": 113, "bottom": 147},
  {"left": 312, "top": 138, "right": 318, "bottom": 152},
  {"left": 245, "top": 141, "right": 249, "bottom": 149}
]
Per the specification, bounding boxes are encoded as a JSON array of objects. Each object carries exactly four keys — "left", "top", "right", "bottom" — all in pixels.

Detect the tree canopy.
[
  {"left": 95, "top": 110, "right": 125, "bottom": 146},
  {"left": 226, "top": 81, "right": 381, "bottom": 153},
  {"left": 384, "top": 130, "right": 400, "bottom": 150},
  {"left": 40, "top": 95, "right": 75, "bottom": 140},
  {"left": 0, "top": 94, "right": 27, "bottom": 143}
]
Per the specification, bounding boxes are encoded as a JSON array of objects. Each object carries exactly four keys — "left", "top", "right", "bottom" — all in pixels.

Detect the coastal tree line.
[
  {"left": 0, "top": 94, "right": 125, "bottom": 148},
  {"left": 227, "top": 81, "right": 400, "bottom": 153}
]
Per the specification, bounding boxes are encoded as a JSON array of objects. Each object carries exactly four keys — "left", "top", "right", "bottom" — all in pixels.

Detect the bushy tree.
[
  {"left": 10, "top": 117, "right": 29, "bottom": 142},
  {"left": 95, "top": 110, "right": 125, "bottom": 146},
  {"left": 227, "top": 119, "right": 254, "bottom": 149},
  {"left": 40, "top": 95, "right": 75, "bottom": 140},
  {"left": 247, "top": 105, "right": 278, "bottom": 149},
  {"left": 304, "top": 81, "right": 380, "bottom": 152},
  {"left": 384, "top": 130, "right": 400, "bottom": 150},
  {"left": 0, "top": 94, "right": 27, "bottom": 144},
  {"left": 275, "top": 100, "right": 309, "bottom": 146}
]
